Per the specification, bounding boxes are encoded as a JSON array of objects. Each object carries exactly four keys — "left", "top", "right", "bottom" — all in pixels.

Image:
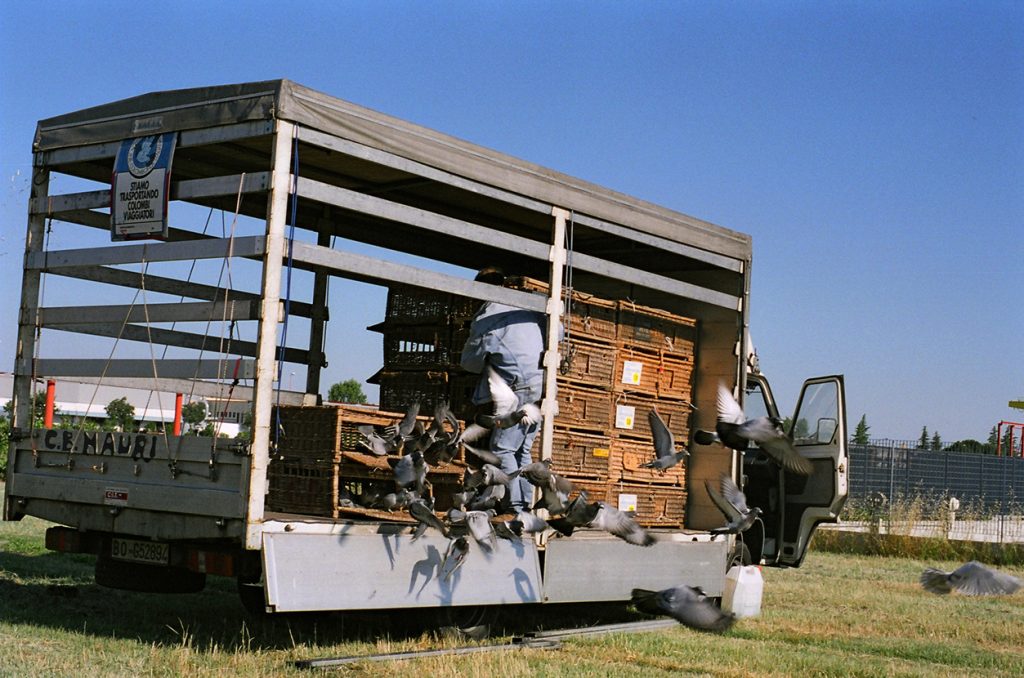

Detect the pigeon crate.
[
  {"left": 552, "top": 382, "right": 612, "bottom": 433},
  {"left": 385, "top": 285, "right": 478, "bottom": 325},
  {"left": 558, "top": 338, "right": 616, "bottom": 387},
  {"left": 447, "top": 370, "right": 482, "bottom": 421},
  {"left": 272, "top": 406, "right": 345, "bottom": 461},
  {"left": 609, "top": 394, "right": 692, "bottom": 443},
  {"left": 377, "top": 369, "right": 453, "bottom": 415},
  {"left": 609, "top": 436, "right": 686, "bottom": 486},
  {"left": 372, "top": 322, "right": 459, "bottom": 370},
  {"left": 505, "top": 276, "right": 618, "bottom": 345},
  {"left": 266, "top": 457, "right": 340, "bottom": 518},
  {"left": 337, "top": 451, "right": 466, "bottom": 512},
  {"left": 612, "top": 345, "right": 694, "bottom": 400},
  {"left": 611, "top": 481, "right": 687, "bottom": 528},
  {"left": 533, "top": 427, "right": 611, "bottom": 479},
  {"left": 616, "top": 302, "right": 697, "bottom": 355}
]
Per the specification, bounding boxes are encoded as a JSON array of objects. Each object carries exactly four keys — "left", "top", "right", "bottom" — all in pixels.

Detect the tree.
[
  {"left": 181, "top": 401, "right": 207, "bottom": 434},
  {"left": 328, "top": 379, "right": 367, "bottom": 404},
  {"left": 105, "top": 397, "right": 135, "bottom": 432},
  {"left": 930, "top": 431, "right": 942, "bottom": 451},
  {"left": 918, "top": 426, "right": 929, "bottom": 449},
  {"left": 852, "top": 414, "right": 871, "bottom": 445},
  {"left": 3, "top": 392, "right": 56, "bottom": 427}
]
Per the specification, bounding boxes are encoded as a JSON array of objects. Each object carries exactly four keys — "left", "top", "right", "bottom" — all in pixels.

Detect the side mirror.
[{"left": 816, "top": 418, "right": 837, "bottom": 444}]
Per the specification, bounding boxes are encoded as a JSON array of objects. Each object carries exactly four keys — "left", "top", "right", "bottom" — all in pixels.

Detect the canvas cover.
[{"left": 35, "top": 79, "right": 751, "bottom": 260}]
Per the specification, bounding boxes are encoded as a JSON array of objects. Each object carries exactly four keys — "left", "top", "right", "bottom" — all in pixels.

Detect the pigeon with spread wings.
[{"left": 716, "top": 383, "right": 813, "bottom": 476}]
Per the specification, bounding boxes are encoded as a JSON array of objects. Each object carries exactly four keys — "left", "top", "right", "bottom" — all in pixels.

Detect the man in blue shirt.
[{"left": 460, "top": 267, "right": 547, "bottom": 513}]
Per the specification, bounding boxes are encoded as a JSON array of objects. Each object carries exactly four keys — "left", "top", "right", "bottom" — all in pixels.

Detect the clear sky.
[{"left": 1, "top": 1, "right": 1021, "bottom": 444}]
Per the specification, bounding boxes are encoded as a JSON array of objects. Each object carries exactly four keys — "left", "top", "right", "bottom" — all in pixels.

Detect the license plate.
[{"left": 111, "top": 537, "right": 169, "bottom": 565}]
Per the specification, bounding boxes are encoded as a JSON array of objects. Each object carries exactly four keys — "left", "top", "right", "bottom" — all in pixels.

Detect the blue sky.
[{"left": 1, "top": 1, "right": 1021, "bottom": 443}]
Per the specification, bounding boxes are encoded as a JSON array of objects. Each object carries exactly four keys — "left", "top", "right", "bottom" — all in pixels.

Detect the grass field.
[{"left": 2, "top": 511, "right": 1023, "bottom": 677}]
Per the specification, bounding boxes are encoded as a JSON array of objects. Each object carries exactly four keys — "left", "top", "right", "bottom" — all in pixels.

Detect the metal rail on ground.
[{"left": 293, "top": 618, "right": 678, "bottom": 669}]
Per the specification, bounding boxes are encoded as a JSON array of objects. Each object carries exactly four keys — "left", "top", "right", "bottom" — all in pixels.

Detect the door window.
[{"left": 792, "top": 381, "right": 839, "bottom": 446}]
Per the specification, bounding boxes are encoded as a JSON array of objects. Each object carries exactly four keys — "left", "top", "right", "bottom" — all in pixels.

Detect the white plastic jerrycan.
[{"left": 722, "top": 564, "right": 763, "bottom": 618}]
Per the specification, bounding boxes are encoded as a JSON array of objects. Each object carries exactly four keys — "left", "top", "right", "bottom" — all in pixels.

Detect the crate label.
[
  {"left": 618, "top": 493, "right": 638, "bottom": 512},
  {"left": 591, "top": 447, "right": 610, "bottom": 458},
  {"left": 615, "top": 405, "right": 636, "bottom": 429},
  {"left": 621, "top": 361, "right": 643, "bottom": 385}
]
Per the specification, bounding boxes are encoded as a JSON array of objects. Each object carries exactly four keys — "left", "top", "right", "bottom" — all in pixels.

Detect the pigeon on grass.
[
  {"left": 920, "top": 561, "right": 1022, "bottom": 596},
  {"left": 631, "top": 585, "right": 735, "bottom": 632}
]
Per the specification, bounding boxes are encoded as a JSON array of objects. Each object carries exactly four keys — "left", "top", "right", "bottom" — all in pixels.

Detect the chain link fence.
[{"left": 844, "top": 441, "right": 1024, "bottom": 544}]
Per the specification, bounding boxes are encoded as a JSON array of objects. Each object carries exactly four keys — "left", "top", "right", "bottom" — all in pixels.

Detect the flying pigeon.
[
  {"left": 355, "top": 424, "right": 393, "bottom": 456},
  {"left": 466, "top": 510, "right": 498, "bottom": 551},
  {"left": 631, "top": 585, "right": 736, "bottom": 632},
  {"left": 705, "top": 474, "right": 762, "bottom": 534},
  {"left": 441, "top": 536, "right": 470, "bottom": 581},
  {"left": 920, "top": 561, "right": 1023, "bottom": 596},
  {"left": 408, "top": 498, "right": 450, "bottom": 540},
  {"left": 641, "top": 408, "right": 689, "bottom": 471},
  {"left": 389, "top": 450, "right": 429, "bottom": 495},
  {"left": 716, "top": 383, "right": 813, "bottom": 476},
  {"left": 467, "top": 483, "right": 506, "bottom": 511},
  {"left": 509, "top": 511, "right": 549, "bottom": 535},
  {"left": 533, "top": 483, "right": 569, "bottom": 515},
  {"left": 475, "top": 365, "right": 542, "bottom": 429},
  {"left": 547, "top": 492, "right": 601, "bottom": 536},
  {"left": 589, "top": 502, "right": 656, "bottom": 546},
  {"left": 511, "top": 459, "right": 558, "bottom": 491}
]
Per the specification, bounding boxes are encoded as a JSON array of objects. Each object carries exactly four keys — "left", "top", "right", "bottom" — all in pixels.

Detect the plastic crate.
[
  {"left": 377, "top": 369, "right": 452, "bottom": 415},
  {"left": 377, "top": 323, "right": 458, "bottom": 369},
  {"left": 385, "top": 285, "right": 479, "bottom": 325}
]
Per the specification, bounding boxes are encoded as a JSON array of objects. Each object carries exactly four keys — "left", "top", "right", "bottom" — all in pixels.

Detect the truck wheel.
[
  {"left": 439, "top": 605, "right": 496, "bottom": 639},
  {"left": 95, "top": 556, "right": 206, "bottom": 593},
  {"left": 237, "top": 578, "right": 268, "bottom": 616}
]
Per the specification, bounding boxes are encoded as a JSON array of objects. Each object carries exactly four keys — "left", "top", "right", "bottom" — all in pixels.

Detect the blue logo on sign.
[{"left": 126, "top": 135, "right": 164, "bottom": 178}]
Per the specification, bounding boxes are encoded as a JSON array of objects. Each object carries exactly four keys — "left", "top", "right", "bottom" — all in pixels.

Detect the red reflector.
[
  {"left": 186, "top": 549, "right": 235, "bottom": 577},
  {"left": 45, "top": 527, "right": 82, "bottom": 553}
]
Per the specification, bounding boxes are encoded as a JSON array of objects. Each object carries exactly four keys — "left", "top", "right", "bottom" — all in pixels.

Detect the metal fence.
[{"left": 844, "top": 441, "right": 1024, "bottom": 544}]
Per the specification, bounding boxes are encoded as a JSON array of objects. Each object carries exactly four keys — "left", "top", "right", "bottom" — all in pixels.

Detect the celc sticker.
[
  {"left": 618, "top": 493, "right": 638, "bottom": 512},
  {"left": 103, "top": 487, "right": 129, "bottom": 507},
  {"left": 621, "top": 360, "right": 643, "bottom": 385},
  {"left": 615, "top": 405, "right": 636, "bottom": 429}
]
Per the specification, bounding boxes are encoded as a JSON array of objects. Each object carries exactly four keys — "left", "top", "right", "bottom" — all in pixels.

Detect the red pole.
[
  {"left": 173, "top": 393, "right": 183, "bottom": 435},
  {"left": 44, "top": 380, "right": 56, "bottom": 428}
]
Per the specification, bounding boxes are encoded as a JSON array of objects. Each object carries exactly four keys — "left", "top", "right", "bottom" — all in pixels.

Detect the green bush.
[{"left": 0, "top": 417, "right": 8, "bottom": 481}]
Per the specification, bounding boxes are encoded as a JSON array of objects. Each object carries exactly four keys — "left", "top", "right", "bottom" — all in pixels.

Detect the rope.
[{"left": 558, "top": 211, "right": 576, "bottom": 375}]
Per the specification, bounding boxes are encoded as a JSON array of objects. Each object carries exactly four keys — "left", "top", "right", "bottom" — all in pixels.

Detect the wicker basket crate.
[
  {"left": 612, "top": 345, "right": 694, "bottom": 400},
  {"left": 553, "top": 382, "right": 612, "bottom": 433},
  {"left": 608, "top": 436, "right": 686, "bottom": 486},
  {"left": 505, "top": 276, "right": 618, "bottom": 345},
  {"left": 273, "top": 404, "right": 412, "bottom": 461},
  {"left": 266, "top": 457, "right": 340, "bottom": 518},
  {"left": 531, "top": 427, "right": 611, "bottom": 478},
  {"left": 557, "top": 478, "right": 686, "bottom": 528},
  {"left": 616, "top": 302, "right": 697, "bottom": 354},
  {"left": 557, "top": 338, "right": 616, "bottom": 387},
  {"left": 608, "top": 394, "right": 692, "bottom": 443},
  {"left": 385, "top": 284, "right": 479, "bottom": 325}
]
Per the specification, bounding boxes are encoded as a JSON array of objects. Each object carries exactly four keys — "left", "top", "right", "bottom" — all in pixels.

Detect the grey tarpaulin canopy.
[{"left": 34, "top": 79, "right": 751, "bottom": 263}]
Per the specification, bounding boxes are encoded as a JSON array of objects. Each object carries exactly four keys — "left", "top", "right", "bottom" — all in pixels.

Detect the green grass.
[{"left": 2, "top": 508, "right": 1023, "bottom": 677}]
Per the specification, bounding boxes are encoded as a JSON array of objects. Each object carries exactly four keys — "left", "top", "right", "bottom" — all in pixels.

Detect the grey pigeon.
[
  {"left": 510, "top": 511, "right": 549, "bottom": 535},
  {"left": 920, "top": 561, "right": 1023, "bottom": 596},
  {"left": 408, "top": 498, "right": 450, "bottom": 540},
  {"left": 481, "top": 463, "right": 513, "bottom": 487},
  {"left": 466, "top": 510, "right": 498, "bottom": 551},
  {"left": 446, "top": 508, "right": 468, "bottom": 527},
  {"left": 397, "top": 401, "right": 421, "bottom": 440},
  {"left": 475, "top": 365, "right": 542, "bottom": 430},
  {"left": 467, "top": 483, "right": 506, "bottom": 511},
  {"left": 716, "top": 383, "right": 813, "bottom": 476},
  {"left": 449, "top": 490, "right": 473, "bottom": 511},
  {"left": 356, "top": 424, "right": 392, "bottom": 456},
  {"left": 548, "top": 493, "right": 601, "bottom": 536},
  {"left": 641, "top": 408, "right": 689, "bottom": 470},
  {"left": 463, "top": 443, "right": 503, "bottom": 469},
  {"left": 705, "top": 474, "right": 762, "bottom": 534},
  {"left": 441, "top": 536, "right": 470, "bottom": 580},
  {"left": 631, "top": 585, "right": 736, "bottom": 632},
  {"left": 589, "top": 502, "right": 656, "bottom": 546},
  {"left": 533, "top": 483, "right": 569, "bottom": 515},
  {"left": 378, "top": 488, "right": 413, "bottom": 512},
  {"left": 493, "top": 520, "right": 520, "bottom": 542},
  {"left": 512, "top": 459, "right": 557, "bottom": 491},
  {"left": 390, "top": 450, "right": 428, "bottom": 494}
]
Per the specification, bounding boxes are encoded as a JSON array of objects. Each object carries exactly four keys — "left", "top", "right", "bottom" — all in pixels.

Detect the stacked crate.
[
  {"left": 371, "top": 280, "right": 697, "bottom": 528},
  {"left": 265, "top": 403, "right": 463, "bottom": 519}
]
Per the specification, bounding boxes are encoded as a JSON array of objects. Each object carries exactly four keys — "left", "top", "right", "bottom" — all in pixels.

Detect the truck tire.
[
  {"left": 728, "top": 542, "right": 752, "bottom": 568},
  {"left": 95, "top": 556, "right": 206, "bottom": 594}
]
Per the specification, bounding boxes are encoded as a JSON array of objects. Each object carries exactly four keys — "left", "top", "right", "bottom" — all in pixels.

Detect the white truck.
[{"left": 4, "top": 80, "right": 847, "bottom": 615}]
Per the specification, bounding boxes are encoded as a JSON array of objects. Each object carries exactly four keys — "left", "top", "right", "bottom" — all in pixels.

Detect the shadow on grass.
[{"left": 0, "top": 549, "right": 640, "bottom": 652}]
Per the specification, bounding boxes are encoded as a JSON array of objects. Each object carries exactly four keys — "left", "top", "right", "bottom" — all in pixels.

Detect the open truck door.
[{"left": 741, "top": 374, "right": 847, "bottom": 567}]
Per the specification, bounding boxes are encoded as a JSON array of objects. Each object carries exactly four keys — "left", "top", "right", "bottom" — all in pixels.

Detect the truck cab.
[{"left": 739, "top": 373, "right": 848, "bottom": 567}]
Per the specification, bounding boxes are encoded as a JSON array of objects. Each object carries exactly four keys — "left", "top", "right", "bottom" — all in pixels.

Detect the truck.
[{"left": 4, "top": 80, "right": 847, "bottom": 616}]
